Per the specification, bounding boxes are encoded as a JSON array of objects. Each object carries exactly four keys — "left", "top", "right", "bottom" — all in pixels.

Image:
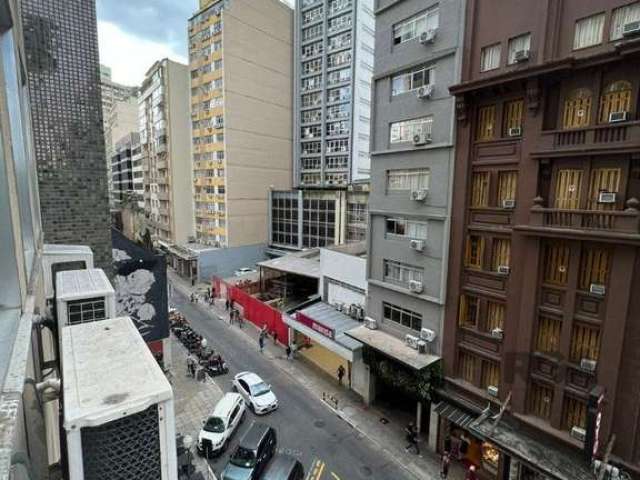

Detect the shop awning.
[
  {"left": 284, "top": 302, "right": 363, "bottom": 362},
  {"left": 435, "top": 401, "right": 476, "bottom": 429},
  {"left": 345, "top": 325, "right": 440, "bottom": 370}
]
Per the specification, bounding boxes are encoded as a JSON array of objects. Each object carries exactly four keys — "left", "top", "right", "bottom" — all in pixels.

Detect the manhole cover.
[
  {"left": 314, "top": 419, "right": 325, "bottom": 428},
  {"left": 359, "top": 465, "right": 373, "bottom": 477}
]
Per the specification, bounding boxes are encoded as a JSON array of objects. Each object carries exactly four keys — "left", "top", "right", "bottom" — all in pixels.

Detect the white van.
[{"left": 197, "top": 392, "right": 246, "bottom": 458}]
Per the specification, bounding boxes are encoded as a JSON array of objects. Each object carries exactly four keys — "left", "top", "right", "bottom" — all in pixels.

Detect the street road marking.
[
  {"left": 316, "top": 461, "right": 326, "bottom": 480},
  {"left": 306, "top": 459, "right": 321, "bottom": 480},
  {"left": 330, "top": 472, "right": 341, "bottom": 480}
]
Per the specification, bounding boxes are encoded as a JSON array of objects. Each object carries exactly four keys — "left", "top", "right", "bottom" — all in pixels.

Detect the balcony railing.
[
  {"left": 534, "top": 121, "right": 640, "bottom": 156},
  {"left": 529, "top": 197, "right": 640, "bottom": 235}
]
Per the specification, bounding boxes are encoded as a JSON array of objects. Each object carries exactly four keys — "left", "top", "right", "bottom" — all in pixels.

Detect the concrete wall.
[
  {"left": 320, "top": 246, "right": 367, "bottom": 296},
  {"left": 224, "top": 0, "right": 293, "bottom": 248},
  {"left": 167, "top": 60, "right": 195, "bottom": 244},
  {"left": 198, "top": 243, "right": 269, "bottom": 281}
]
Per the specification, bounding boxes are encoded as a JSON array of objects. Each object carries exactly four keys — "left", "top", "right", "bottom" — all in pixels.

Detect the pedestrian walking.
[
  {"left": 286, "top": 344, "right": 292, "bottom": 360},
  {"left": 200, "top": 337, "right": 208, "bottom": 352},
  {"left": 187, "top": 355, "right": 196, "bottom": 378},
  {"left": 272, "top": 330, "right": 278, "bottom": 345},
  {"left": 259, "top": 335, "right": 265, "bottom": 353},
  {"left": 225, "top": 299, "right": 230, "bottom": 311},
  {"left": 404, "top": 422, "right": 419, "bottom": 455},
  {"left": 465, "top": 465, "right": 478, "bottom": 480},
  {"left": 337, "top": 365, "right": 345, "bottom": 386},
  {"left": 440, "top": 452, "right": 451, "bottom": 479}
]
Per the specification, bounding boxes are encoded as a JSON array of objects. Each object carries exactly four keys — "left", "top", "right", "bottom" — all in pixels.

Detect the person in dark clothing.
[
  {"left": 259, "top": 335, "right": 265, "bottom": 353},
  {"left": 272, "top": 330, "right": 278, "bottom": 345},
  {"left": 440, "top": 452, "right": 451, "bottom": 479},
  {"left": 465, "top": 465, "right": 478, "bottom": 480},
  {"left": 405, "top": 422, "right": 419, "bottom": 454},
  {"left": 225, "top": 299, "right": 230, "bottom": 311},
  {"left": 337, "top": 365, "right": 345, "bottom": 385},
  {"left": 286, "top": 345, "right": 292, "bottom": 360}
]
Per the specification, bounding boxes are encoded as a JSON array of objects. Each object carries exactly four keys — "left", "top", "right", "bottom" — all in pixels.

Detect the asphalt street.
[{"left": 171, "top": 288, "right": 418, "bottom": 480}]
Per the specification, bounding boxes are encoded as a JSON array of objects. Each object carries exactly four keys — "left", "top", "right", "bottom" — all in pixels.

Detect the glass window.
[
  {"left": 391, "top": 66, "right": 435, "bottom": 96},
  {"left": 507, "top": 33, "right": 531, "bottom": 64},
  {"left": 393, "top": 7, "right": 439, "bottom": 45},
  {"left": 386, "top": 169, "right": 430, "bottom": 191},
  {"left": 385, "top": 218, "right": 428, "bottom": 239},
  {"left": 390, "top": 117, "right": 433, "bottom": 143},
  {"left": 383, "top": 260, "right": 423, "bottom": 287},
  {"left": 480, "top": 43, "right": 501, "bottom": 72},
  {"left": 574, "top": 13, "right": 605, "bottom": 49},
  {"left": 598, "top": 81, "right": 632, "bottom": 123},
  {"left": 383, "top": 302, "right": 422, "bottom": 331},
  {"left": 611, "top": 2, "right": 640, "bottom": 40}
]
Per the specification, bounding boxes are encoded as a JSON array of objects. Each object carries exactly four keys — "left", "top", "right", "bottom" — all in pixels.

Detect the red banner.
[{"left": 295, "top": 311, "right": 334, "bottom": 340}]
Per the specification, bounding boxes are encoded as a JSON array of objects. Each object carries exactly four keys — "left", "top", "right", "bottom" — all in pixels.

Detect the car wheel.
[
  {"left": 250, "top": 403, "right": 256, "bottom": 414},
  {"left": 232, "top": 384, "right": 237, "bottom": 392}
]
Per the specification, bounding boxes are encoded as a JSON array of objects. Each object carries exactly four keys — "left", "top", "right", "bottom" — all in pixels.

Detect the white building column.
[{"left": 428, "top": 403, "right": 439, "bottom": 451}]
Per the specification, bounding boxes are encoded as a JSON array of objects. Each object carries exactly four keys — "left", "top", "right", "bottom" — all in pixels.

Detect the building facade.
[
  {"left": 443, "top": 0, "right": 640, "bottom": 478},
  {"left": 21, "top": 0, "right": 112, "bottom": 271},
  {"left": 139, "top": 59, "right": 194, "bottom": 245},
  {"left": 110, "top": 132, "right": 144, "bottom": 208},
  {"left": 189, "top": 0, "right": 293, "bottom": 248},
  {"left": 104, "top": 94, "right": 138, "bottom": 201},
  {"left": 295, "top": 0, "right": 375, "bottom": 188}
]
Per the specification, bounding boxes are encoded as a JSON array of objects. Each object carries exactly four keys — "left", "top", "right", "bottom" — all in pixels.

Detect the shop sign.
[{"left": 296, "top": 311, "right": 335, "bottom": 340}]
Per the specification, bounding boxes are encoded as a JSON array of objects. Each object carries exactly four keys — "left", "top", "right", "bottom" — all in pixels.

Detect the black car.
[
  {"left": 261, "top": 455, "right": 304, "bottom": 480},
  {"left": 221, "top": 422, "right": 277, "bottom": 480}
]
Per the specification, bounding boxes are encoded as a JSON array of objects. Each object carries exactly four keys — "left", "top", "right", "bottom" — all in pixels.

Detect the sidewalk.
[{"left": 168, "top": 270, "right": 466, "bottom": 480}]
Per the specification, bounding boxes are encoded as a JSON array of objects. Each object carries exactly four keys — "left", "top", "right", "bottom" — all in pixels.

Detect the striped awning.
[{"left": 435, "top": 401, "right": 476, "bottom": 429}]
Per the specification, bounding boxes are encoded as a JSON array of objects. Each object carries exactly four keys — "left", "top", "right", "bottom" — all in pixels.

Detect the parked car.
[
  {"left": 232, "top": 372, "right": 278, "bottom": 415},
  {"left": 221, "top": 422, "right": 277, "bottom": 480},
  {"left": 261, "top": 455, "right": 304, "bottom": 480},
  {"left": 197, "top": 393, "right": 246, "bottom": 458},
  {"left": 234, "top": 267, "right": 257, "bottom": 277}
]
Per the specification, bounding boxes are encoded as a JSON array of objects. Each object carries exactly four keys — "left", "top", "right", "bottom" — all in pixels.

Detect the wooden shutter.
[
  {"left": 598, "top": 81, "right": 632, "bottom": 123},
  {"left": 563, "top": 396, "right": 587, "bottom": 430},
  {"left": 465, "top": 235, "right": 484, "bottom": 269},
  {"left": 491, "top": 238, "right": 511, "bottom": 270},
  {"left": 498, "top": 171, "right": 518, "bottom": 204},
  {"left": 578, "top": 247, "right": 610, "bottom": 290},
  {"left": 459, "top": 295, "right": 479, "bottom": 327},
  {"left": 480, "top": 360, "right": 500, "bottom": 389},
  {"left": 535, "top": 315, "right": 562, "bottom": 353},
  {"left": 543, "top": 242, "right": 570, "bottom": 285},
  {"left": 471, "top": 172, "right": 490, "bottom": 207},
  {"left": 477, "top": 105, "right": 497, "bottom": 141},
  {"left": 563, "top": 89, "right": 592, "bottom": 129},
  {"left": 554, "top": 169, "right": 583, "bottom": 209},
  {"left": 587, "top": 168, "right": 621, "bottom": 210},
  {"left": 528, "top": 382, "right": 554, "bottom": 420},
  {"left": 486, "top": 302, "right": 505, "bottom": 331},
  {"left": 570, "top": 323, "right": 601, "bottom": 362},
  {"left": 458, "top": 351, "right": 476, "bottom": 383},
  {"left": 504, "top": 99, "right": 524, "bottom": 132}
]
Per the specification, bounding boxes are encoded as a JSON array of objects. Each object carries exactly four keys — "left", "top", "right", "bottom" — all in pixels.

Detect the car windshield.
[
  {"left": 230, "top": 446, "right": 256, "bottom": 468},
  {"left": 250, "top": 381, "right": 271, "bottom": 397},
  {"left": 203, "top": 417, "right": 225, "bottom": 433}
]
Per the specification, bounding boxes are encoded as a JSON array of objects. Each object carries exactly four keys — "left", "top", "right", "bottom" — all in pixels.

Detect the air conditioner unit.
[
  {"left": 334, "top": 302, "right": 344, "bottom": 312},
  {"left": 420, "top": 328, "right": 436, "bottom": 342},
  {"left": 508, "top": 127, "right": 522, "bottom": 137},
  {"left": 608, "top": 111, "right": 628, "bottom": 123},
  {"left": 410, "top": 189, "right": 429, "bottom": 201},
  {"left": 597, "top": 191, "right": 617, "bottom": 204},
  {"left": 416, "top": 84, "right": 434, "bottom": 99},
  {"left": 62, "top": 317, "right": 177, "bottom": 480},
  {"left": 419, "top": 28, "right": 437, "bottom": 44},
  {"left": 413, "top": 132, "right": 432, "bottom": 146},
  {"left": 409, "top": 239, "right": 425, "bottom": 252},
  {"left": 409, "top": 280, "right": 424, "bottom": 293},
  {"left": 405, "top": 334, "right": 420, "bottom": 349},
  {"left": 491, "top": 328, "right": 504, "bottom": 340},
  {"left": 417, "top": 340, "right": 427, "bottom": 354},
  {"left": 580, "top": 358, "right": 597, "bottom": 373},
  {"left": 570, "top": 426, "right": 587, "bottom": 442},
  {"left": 364, "top": 316, "right": 378, "bottom": 330},
  {"left": 622, "top": 20, "right": 640, "bottom": 36},
  {"left": 355, "top": 306, "right": 365, "bottom": 320},
  {"left": 43, "top": 244, "right": 94, "bottom": 300},
  {"left": 590, "top": 283, "right": 606, "bottom": 296},
  {"left": 497, "top": 265, "right": 511, "bottom": 275},
  {"left": 502, "top": 199, "right": 516, "bottom": 209},
  {"left": 514, "top": 49, "right": 530, "bottom": 62},
  {"left": 487, "top": 385, "right": 499, "bottom": 397}
]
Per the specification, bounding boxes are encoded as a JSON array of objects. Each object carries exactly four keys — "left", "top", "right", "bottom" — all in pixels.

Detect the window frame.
[
  {"left": 507, "top": 33, "right": 531, "bottom": 65},
  {"left": 392, "top": 7, "right": 440, "bottom": 46},
  {"left": 480, "top": 43, "right": 502, "bottom": 72},
  {"left": 573, "top": 12, "right": 606, "bottom": 50}
]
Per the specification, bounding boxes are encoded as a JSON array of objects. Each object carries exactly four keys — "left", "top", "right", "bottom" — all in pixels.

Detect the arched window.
[
  {"left": 563, "top": 88, "right": 592, "bottom": 129},
  {"left": 598, "top": 81, "right": 632, "bottom": 123}
]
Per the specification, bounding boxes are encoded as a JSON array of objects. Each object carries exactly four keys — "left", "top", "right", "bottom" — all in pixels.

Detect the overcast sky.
[{"left": 96, "top": 0, "right": 294, "bottom": 87}]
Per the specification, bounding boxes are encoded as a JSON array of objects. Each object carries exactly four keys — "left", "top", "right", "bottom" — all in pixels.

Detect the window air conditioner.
[
  {"left": 419, "top": 28, "right": 437, "bottom": 44},
  {"left": 580, "top": 358, "right": 597, "bottom": 373},
  {"left": 497, "top": 265, "right": 510, "bottom": 275},
  {"left": 420, "top": 327, "right": 436, "bottom": 342},
  {"left": 502, "top": 199, "right": 516, "bottom": 209},
  {"left": 409, "top": 280, "right": 424, "bottom": 293},
  {"left": 410, "top": 189, "right": 429, "bottom": 201},
  {"left": 514, "top": 49, "right": 530, "bottom": 62},
  {"left": 598, "top": 191, "right": 617, "bottom": 204},
  {"left": 416, "top": 84, "right": 434, "bottom": 99},
  {"left": 570, "top": 426, "right": 587, "bottom": 442},
  {"left": 508, "top": 127, "right": 522, "bottom": 137},
  {"left": 417, "top": 340, "right": 427, "bottom": 354},
  {"left": 413, "top": 132, "right": 432, "bottom": 146},
  {"left": 590, "top": 283, "right": 606, "bottom": 296},
  {"left": 364, "top": 316, "right": 378, "bottom": 330},
  {"left": 409, "top": 239, "right": 425, "bottom": 252},
  {"left": 405, "top": 334, "right": 420, "bottom": 349},
  {"left": 608, "top": 111, "right": 628, "bottom": 123},
  {"left": 487, "top": 385, "right": 499, "bottom": 397},
  {"left": 62, "top": 317, "right": 177, "bottom": 480},
  {"left": 622, "top": 20, "right": 640, "bottom": 36},
  {"left": 43, "top": 244, "right": 94, "bottom": 301},
  {"left": 491, "top": 328, "right": 504, "bottom": 340}
]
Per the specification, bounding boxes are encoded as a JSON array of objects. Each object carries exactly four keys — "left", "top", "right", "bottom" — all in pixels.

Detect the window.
[
  {"left": 508, "top": 33, "right": 531, "bottom": 64},
  {"left": 486, "top": 302, "right": 505, "bottom": 332},
  {"left": 328, "top": 13, "right": 352, "bottom": 32},
  {"left": 302, "top": 41, "right": 323, "bottom": 58},
  {"left": 327, "top": 104, "right": 349, "bottom": 120},
  {"left": 503, "top": 99, "right": 524, "bottom": 134},
  {"left": 563, "top": 88, "right": 592, "bottom": 129},
  {"left": 554, "top": 169, "right": 583, "bottom": 209},
  {"left": 67, "top": 298, "right": 107, "bottom": 325},
  {"left": 391, "top": 66, "right": 435, "bottom": 96},
  {"left": 498, "top": 171, "right": 518, "bottom": 205},
  {"left": 325, "top": 156, "right": 348, "bottom": 169},
  {"left": 386, "top": 168, "right": 430, "bottom": 191},
  {"left": 302, "top": 75, "right": 322, "bottom": 91},
  {"left": 574, "top": 13, "right": 605, "bottom": 49},
  {"left": 598, "top": 81, "right": 632, "bottom": 123},
  {"left": 302, "top": 109, "right": 322, "bottom": 124},
  {"left": 303, "top": 24, "right": 323, "bottom": 42},
  {"left": 480, "top": 43, "right": 501, "bottom": 72},
  {"left": 303, "top": 5, "right": 323, "bottom": 25},
  {"left": 302, "top": 92, "right": 322, "bottom": 108},
  {"left": 477, "top": 105, "right": 496, "bottom": 140},
  {"left": 327, "top": 86, "right": 351, "bottom": 103},
  {"left": 328, "top": 32, "right": 351, "bottom": 51},
  {"left": 535, "top": 315, "right": 562, "bottom": 354},
  {"left": 464, "top": 235, "right": 484, "bottom": 269},
  {"left": 570, "top": 323, "right": 601, "bottom": 362},
  {"left": 458, "top": 351, "right": 477, "bottom": 383},
  {"left": 480, "top": 360, "right": 500, "bottom": 389},
  {"left": 528, "top": 382, "right": 554, "bottom": 421},
  {"left": 328, "top": 0, "right": 351, "bottom": 15},
  {"left": 459, "top": 295, "right": 479, "bottom": 328},
  {"left": 327, "top": 51, "right": 351, "bottom": 68},
  {"left": 563, "top": 395, "right": 588, "bottom": 431},
  {"left": 326, "top": 121, "right": 349, "bottom": 136},
  {"left": 390, "top": 117, "right": 433, "bottom": 143},
  {"left": 326, "top": 138, "right": 349, "bottom": 153},
  {"left": 383, "top": 302, "right": 422, "bottom": 331},
  {"left": 327, "top": 69, "right": 351, "bottom": 86},
  {"left": 587, "top": 168, "right": 621, "bottom": 210},
  {"left": 470, "top": 172, "right": 490, "bottom": 207},
  {"left": 491, "top": 238, "right": 511, "bottom": 271},
  {"left": 302, "top": 125, "right": 321, "bottom": 139},
  {"left": 303, "top": 58, "right": 322, "bottom": 75},
  {"left": 542, "top": 242, "right": 570, "bottom": 286},
  {"left": 302, "top": 141, "right": 321, "bottom": 155},
  {"left": 393, "top": 7, "right": 439, "bottom": 45},
  {"left": 385, "top": 218, "right": 428, "bottom": 239},
  {"left": 302, "top": 157, "right": 321, "bottom": 170},
  {"left": 611, "top": 2, "right": 640, "bottom": 40},
  {"left": 578, "top": 246, "right": 610, "bottom": 290},
  {"left": 384, "top": 260, "right": 423, "bottom": 287}
]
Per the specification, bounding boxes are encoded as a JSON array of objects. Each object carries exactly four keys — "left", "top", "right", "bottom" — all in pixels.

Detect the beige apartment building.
[
  {"left": 139, "top": 59, "right": 194, "bottom": 244},
  {"left": 188, "top": 0, "right": 293, "bottom": 248}
]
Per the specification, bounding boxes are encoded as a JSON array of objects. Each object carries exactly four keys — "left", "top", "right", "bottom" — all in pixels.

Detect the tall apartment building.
[
  {"left": 441, "top": 1, "right": 640, "bottom": 478},
  {"left": 100, "top": 65, "right": 138, "bottom": 155},
  {"left": 110, "top": 132, "right": 144, "bottom": 208},
  {"left": 346, "top": 0, "right": 463, "bottom": 437},
  {"left": 189, "top": 0, "right": 293, "bottom": 248},
  {"left": 100, "top": 64, "right": 138, "bottom": 118},
  {"left": 139, "top": 59, "right": 194, "bottom": 245},
  {"left": 21, "top": 0, "right": 112, "bottom": 271}
]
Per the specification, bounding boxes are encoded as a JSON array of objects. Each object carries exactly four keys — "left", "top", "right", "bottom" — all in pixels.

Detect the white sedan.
[{"left": 232, "top": 372, "right": 278, "bottom": 415}]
